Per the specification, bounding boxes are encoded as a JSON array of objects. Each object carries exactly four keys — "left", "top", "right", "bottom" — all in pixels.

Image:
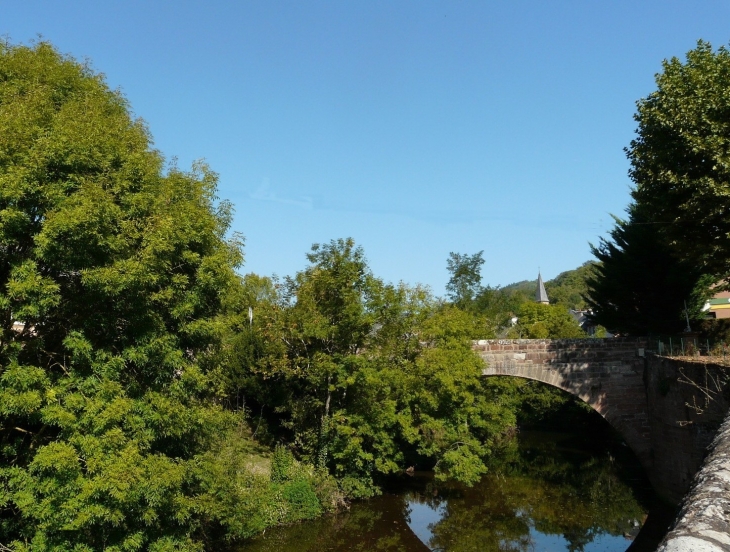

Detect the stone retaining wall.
[
  {"left": 656, "top": 411, "right": 730, "bottom": 551},
  {"left": 644, "top": 356, "right": 730, "bottom": 503}
]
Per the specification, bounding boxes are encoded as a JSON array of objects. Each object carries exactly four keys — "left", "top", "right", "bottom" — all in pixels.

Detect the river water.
[{"left": 239, "top": 426, "right": 673, "bottom": 552}]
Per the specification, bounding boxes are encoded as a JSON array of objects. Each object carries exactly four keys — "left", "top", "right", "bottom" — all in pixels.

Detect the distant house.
[
  {"left": 11, "top": 321, "right": 36, "bottom": 335},
  {"left": 702, "top": 288, "right": 730, "bottom": 319},
  {"left": 569, "top": 309, "right": 605, "bottom": 336}
]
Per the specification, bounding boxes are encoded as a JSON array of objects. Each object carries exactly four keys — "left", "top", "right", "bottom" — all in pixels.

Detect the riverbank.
[{"left": 237, "top": 426, "right": 660, "bottom": 552}]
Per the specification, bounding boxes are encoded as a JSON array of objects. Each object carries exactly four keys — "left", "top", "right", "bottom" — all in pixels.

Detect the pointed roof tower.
[{"left": 536, "top": 272, "right": 549, "bottom": 305}]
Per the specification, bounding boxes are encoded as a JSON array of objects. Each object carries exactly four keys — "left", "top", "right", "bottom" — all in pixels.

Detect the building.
[{"left": 702, "top": 287, "right": 730, "bottom": 319}]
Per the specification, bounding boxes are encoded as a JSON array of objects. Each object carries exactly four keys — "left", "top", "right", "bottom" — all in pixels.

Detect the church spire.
[{"left": 536, "top": 271, "right": 549, "bottom": 304}]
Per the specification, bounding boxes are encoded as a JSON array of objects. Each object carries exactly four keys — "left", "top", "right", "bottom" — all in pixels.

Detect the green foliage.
[
  {"left": 508, "top": 302, "right": 585, "bottom": 339},
  {"left": 586, "top": 41, "right": 730, "bottom": 336},
  {"left": 233, "top": 240, "right": 518, "bottom": 497},
  {"left": 544, "top": 262, "right": 596, "bottom": 310},
  {"left": 629, "top": 41, "right": 730, "bottom": 279},
  {"left": 271, "top": 445, "right": 295, "bottom": 484},
  {"left": 586, "top": 204, "right": 708, "bottom": 335},
  {"left": 190, "top": 427, "right": 337, "bottom": 542},
  {"left": 495, "top": 265, "right": 596, "bottom": 312},
  {"left": 280, "top": 480, "right": 322, "bottom": 522},
  {"left": 471, "top": 285, "right": 528, "bottom": 335},
  {"left": 445, "top": 251, "right": 484, "bottom": 308},
  {"left": 427, "top": 435, "right": 647, "bottom": 552},
  {"left": 0, "top": 41, "right": 303, "bottom": 551},
  {"left": 450, "top": 262, "right": 598, "bottom": 336},
  {"left": 441, "top": 259, "right": 590, "bottom": 435},
  {"left": 410, "top": 306, "right": 517, "bottom": 484},
  {"left": 500, "top": 279, "right": 537, "bottom": 295},
  {"left": 239, "top": 429, "right": 650, "bottom": 552}
]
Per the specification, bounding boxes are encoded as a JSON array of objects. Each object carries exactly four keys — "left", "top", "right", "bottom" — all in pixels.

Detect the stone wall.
[
  {"left": 644, "top": 356, "right": 730, "bottom": 503},
  {"left": 655, "top": 412, "right": 730, "bottom": 551}
]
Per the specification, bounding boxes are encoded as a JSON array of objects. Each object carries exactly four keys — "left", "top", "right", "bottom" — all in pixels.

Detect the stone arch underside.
[{"left": 473, "top": 338, "right": 652, "bottom": 471}]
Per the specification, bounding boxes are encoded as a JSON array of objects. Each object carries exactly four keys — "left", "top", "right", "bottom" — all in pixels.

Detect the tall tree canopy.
[
  {"left": 629, "top": 40, "right": 730, "bottom": 278},
  {"left": 446, "top": 251, "right": 484, "bottom": 309},
  {"left": 0, "top": 41, "right": 254, "bottom": 551},
  {"left": 544, "top": 262, "right": 596, "bottom": 311},
  {"left": 587, "top": 41, "right": 730, "bottom": 334},
  {"left": 586, "top": 205, "right": 706, "bottom": 335},
  {"left": 235, "top": 240, "right": 517, "bottom": 497},
  {"left": 508, "top": 302, "right": 585, "bottom": 339}
]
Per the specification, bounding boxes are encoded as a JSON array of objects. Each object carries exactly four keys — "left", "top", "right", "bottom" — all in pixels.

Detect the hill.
[{"left": 500, "top": 262, "right": 597, "bottom": 311}]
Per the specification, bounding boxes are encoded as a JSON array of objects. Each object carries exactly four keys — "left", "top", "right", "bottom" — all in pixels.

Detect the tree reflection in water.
[{"left": 239, "top": 430, "right": 655, "bottom": 552}]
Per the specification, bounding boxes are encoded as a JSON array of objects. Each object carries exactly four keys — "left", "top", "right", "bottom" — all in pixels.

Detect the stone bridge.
[
  {"left": 473, "top": 338, "right": 652, "bottom": 469},
  {"left": 473, "top": 338, "right": 730, "bottom": 550}
]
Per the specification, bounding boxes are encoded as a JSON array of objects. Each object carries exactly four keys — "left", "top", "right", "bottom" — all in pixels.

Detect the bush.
[
  {"left": 281, "top": 479, "right": 322, "bottom": 521},
  {"left": 271, "top": 445, "right": 295, "bottom": 483}
]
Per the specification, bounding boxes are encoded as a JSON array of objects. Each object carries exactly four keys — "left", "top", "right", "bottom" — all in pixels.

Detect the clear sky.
[{"left": 4, "top": 2, "right": 730, "bottom": 293}]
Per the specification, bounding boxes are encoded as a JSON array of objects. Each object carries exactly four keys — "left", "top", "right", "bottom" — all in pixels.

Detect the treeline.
[
  {"left": 222, "top": 239, "right": 523, "bottom": 499},
  {"left": 0, "top": 41, "right": 555, "bottom": 551},
  {"left": 444, "top": 251, "right": 594, "bottom": 339},
  {"left": 586, "top": 41, "right": 730, "bottom": 338},
  {"left": 4, "top": 36, "right": 726, "bottom": 551},
  {"left": 0, "top": 41, "right": 344, "bottom": 551}
]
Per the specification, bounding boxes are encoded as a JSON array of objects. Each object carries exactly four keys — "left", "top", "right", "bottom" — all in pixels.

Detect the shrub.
[{"left": 281, "top": 479, "right": 322, "bottom": 522}]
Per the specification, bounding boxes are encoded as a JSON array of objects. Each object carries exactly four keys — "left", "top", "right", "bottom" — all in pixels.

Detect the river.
[{"left": 238, "top": 423, "right": 674, "bottom": 552}]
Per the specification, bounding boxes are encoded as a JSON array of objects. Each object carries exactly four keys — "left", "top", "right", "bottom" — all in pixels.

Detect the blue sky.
[{"left": 4, "top": 2, "right": 730, "bottom": 293}]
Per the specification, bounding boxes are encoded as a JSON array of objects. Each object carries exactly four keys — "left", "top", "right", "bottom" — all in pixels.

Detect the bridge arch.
[{"left": 473, "top": 338, "right": 652, "bottom": 470}]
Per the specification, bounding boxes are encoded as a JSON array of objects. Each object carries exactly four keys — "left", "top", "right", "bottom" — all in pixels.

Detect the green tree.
[
  {"left": 278, "top": 238, "right": 379, "bottom": 469},
  {"left": 586, "top": 204, "right": 708, "bottom": 335},
  {"left": 0, "top": 41, "right": 271, "bottom": 551},
  {"left": 629, "top": 40, "right": 730, "bottom": 278},
  {"left": 247, "top": 240, "right": 516, "bottom": 496},
  {"left": 545, "top": 262, "right": 596, "bottom": 310},
  {"left": 509, "top": 302, "right": 585, "bottom": 339},
  {"left": 445, "top": 251, "right": 484, "bottom": 309},
  {"left": 472, "top": 285, "right": 529, "bottom": 334}
]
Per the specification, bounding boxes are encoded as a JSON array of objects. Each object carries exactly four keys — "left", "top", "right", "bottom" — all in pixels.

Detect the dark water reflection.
[{"left": 239, "top": 430, "right": 670, "bottom": 552}]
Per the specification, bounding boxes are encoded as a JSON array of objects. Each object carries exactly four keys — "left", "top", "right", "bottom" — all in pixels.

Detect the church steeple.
[{"left": 536, "top": 272, "right": 549, "bottom": 304}]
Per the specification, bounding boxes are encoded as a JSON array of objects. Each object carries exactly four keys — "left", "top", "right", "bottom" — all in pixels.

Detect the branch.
[
  {"left": 432, "top": 441, "right": 467, "bottom": 469},
  {"left": 677, "top": 366, "right": 729, "bottom": 416}
]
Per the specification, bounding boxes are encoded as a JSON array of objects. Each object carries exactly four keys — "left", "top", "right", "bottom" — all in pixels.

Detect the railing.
[{"left": 653, "top": 335, "right": 730, "bottom": 361}]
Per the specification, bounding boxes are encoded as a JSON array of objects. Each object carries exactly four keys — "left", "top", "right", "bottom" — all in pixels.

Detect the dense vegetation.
[
  {"left": 0, "top": 41, "right": 339, "bottom": 552},
  {"left": 443, "top": 251, "right": 590, "bottom": 339},
  {"left": 5, "top": 36, "right": 725, "bottom": 551},
  {"left": 241, "top": 423, "right": 649, "bottom": 552},
  {"left": 224, "top": 239, "right": 522, "bottom": 498},
  {"left": 441, "top": 251, "right": 592, "bottom": 429},
  {"left": 0, "top": 42, "right": 583, "bottom": 551},
  {"left": 587, "top": 41, "right": 730, "bottom": 337}
]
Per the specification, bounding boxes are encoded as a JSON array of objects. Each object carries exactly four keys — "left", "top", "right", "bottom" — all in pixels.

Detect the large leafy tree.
[
  {"left": 586, "top": 40, "right": 730, "bottom": 335},
  {"left": 629, "top": 40, "right": 730, "bottom": 278},
  {"left": 544, "top": 262, "right": 596, "bottom": 310},
  {"left": 246, "top": 240, "right": 516, "bottom": 496},
  {"left": 0, "top": 42, "right": 249, "bottom": 550},
  {"left": 445, "top": 251, "right": 485, "bottom": 309}
]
